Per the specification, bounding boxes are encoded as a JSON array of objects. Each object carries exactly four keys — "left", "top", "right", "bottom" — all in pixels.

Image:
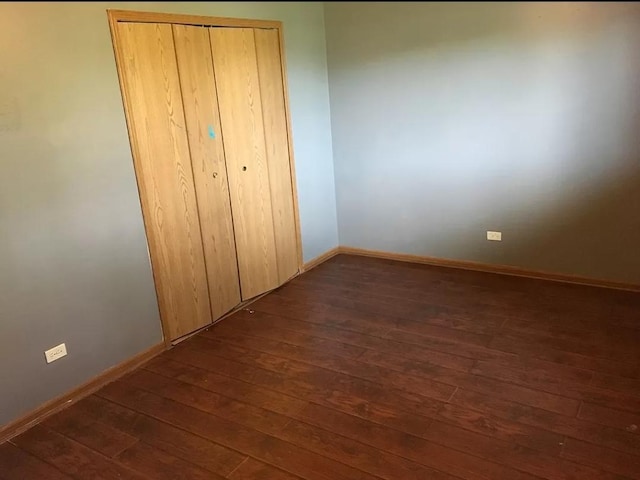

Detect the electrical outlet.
[
  {"left": 45, "top": 343, "right": 67, "bottom": 364},
  {"left": 487, "top": 231, "right": 502, "bottom": 241}
]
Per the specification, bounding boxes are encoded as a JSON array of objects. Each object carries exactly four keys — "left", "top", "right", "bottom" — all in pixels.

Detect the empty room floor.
[{"left": 2, "top": 254, "right": 640, "bottom": 479}]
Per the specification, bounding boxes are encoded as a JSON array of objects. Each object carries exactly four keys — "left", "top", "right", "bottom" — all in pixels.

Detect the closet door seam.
[
  {"left": 207, "top": 27, "right": 245, "bottom": 301},
  {"left": 170, "top": 24, "right": 215, "bottom": 329},
  {"left": 252, "top": 28, "right": 282, "bottom": 286}
]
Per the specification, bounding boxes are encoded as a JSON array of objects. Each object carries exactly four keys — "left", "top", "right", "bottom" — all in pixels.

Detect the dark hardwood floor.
[{"left": 2, "top": 254, "right": 640, "bottom": 479}]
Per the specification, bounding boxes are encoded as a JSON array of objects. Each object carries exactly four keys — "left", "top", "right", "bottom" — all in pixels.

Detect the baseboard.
[
  {"left": 338, "top": 246, "right": 640, "bottom": 293},
  {"left": 302, "top": 247, "right": 340, "bottom": 272},
  {"left": 0, "top": 342, "right": 166, "bottom": 443}
]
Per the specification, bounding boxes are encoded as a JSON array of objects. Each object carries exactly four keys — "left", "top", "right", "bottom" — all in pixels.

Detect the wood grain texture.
[
  {"left": 275, "top": 26, "right": 305, "bottom": 273},
  {"left": 11, "top": 425, "right": 147, "bottom": 479},
  {"left": 42, "top": 407, "right": 138, "bottom": 458},
  {"left": 210, "top": 27, "right": 279, "bottom": 300},
  {"left": 172, "top": 24, "right": 242, "bottom": 321},
  {"left": 116, "top": 441, "right": 221, "bottom": 480},
  {"left": 228, "top": 457, "right": 302, "bottom": 480},
  {"left": 578, "top": 401, "right": 640, "bottom": 432},
  {"left": 98, "top": 381, "right": 379, "bottom": 480},
  {"left": 115, "top": 22, "right": 212, "bottom": 341},
  {"left": 561, "top": 437, "right": 640, "bottom": 479},
  {"left": 71, "top": 395, "right": 247, "bottom": 477},
  {"left": 0, "top": 443, "right": 71, "bottom": 480},
  {"left": 254, "top": 28, "right": 299, "bottom": 284},
  {"left": 3, "top": 254, "right": 639, "bottom": 479}
]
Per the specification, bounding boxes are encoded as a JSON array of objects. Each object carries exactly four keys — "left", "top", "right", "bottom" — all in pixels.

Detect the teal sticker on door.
[{"left": 208, "top": 125, "right": 215, "bottom": 139}]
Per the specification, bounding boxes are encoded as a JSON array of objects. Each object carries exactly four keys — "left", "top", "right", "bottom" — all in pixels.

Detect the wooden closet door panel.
[
  {"left": 172, "top": 25, "right": 242, "bottom": 320},
  {"left": 254, "top": 28, "right": 300, "bottom": 284},
  {"left": 209, "top": 27, "right": 279, "bottom": 300},
  {"left": 115, "top": 22, "right": 212, "bottom": 340}
]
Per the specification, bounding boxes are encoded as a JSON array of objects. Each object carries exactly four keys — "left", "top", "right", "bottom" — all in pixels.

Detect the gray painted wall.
[
  {"left": 0, "top": 2, "right": 337, "bottom": 426},
  {"left": 325, "top": 2, "right": 640, "bottom": 283}
]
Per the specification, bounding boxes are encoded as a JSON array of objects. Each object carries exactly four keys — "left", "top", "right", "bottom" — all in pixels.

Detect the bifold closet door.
[
  {"left": 253, "top": 28, "right": 299, "bottom": 286},
  {"left": 115, "top": 22, "right": 213, "bottom": 340},
  {"left": 210, "top": 27, "right": 299, "bottom": 300},
  {"left": 172, "top": 25, "right": 242, "bottom": 320}
]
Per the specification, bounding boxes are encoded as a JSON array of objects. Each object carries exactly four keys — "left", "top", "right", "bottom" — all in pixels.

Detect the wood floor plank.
[
  {"left": 303, "top": 261, "right": 507, "bottom": 302},
  {"left": 334, "top": 257, "right": 640, "bottom": 326},
  {"left": 228, "top": 457, "right": 303, "bottom": 480},
  {"left": 275, "top": 282, "right": 493, "bottom": 346},
  {"left": 591, "top": 372, "right": 640, "bottom": 396},
  {"left": 384, "top": 328, "right": 517, "bottom": 362},
  {"left": 498, "top": 325, "right": 640, "bottom": 364},
  {"left": 172, "top": 327, "right": 582, "bottom": 459},
  {"left": 471, "top": 359, "right": 640, "bottom": 413},
  {"left": 3, "top": 254, "right": 639, "bottom": 479},
  {"left": 145, "top": 356, "right": 308, "bottom": 416},
  {"left": 280, "top": 275, "right": 509, "bottom": 335},
  {"left": 503, "top": 316, "right": 640, "bottom": 351},
  {"left": 215, "top": 309, "right": 475, "bottom": 371},
  {"left": 205, "top": 318, "right": 367, "bottom": 359},
  {"left": 42, "top": 405, "right": 138, "bottom": 458},
  {"left": 490, "top": 331, "right": 640, "bottom": 379},
  {"left": 279, "top": 419, "right": 461, "bottom": 480},
  {"left": 469, "top": 355, "right": 594, "bottom": 385},
  {"left": 577, "top": 402, "right": 640, "bottom": 434},
  {"left": 10, "top": 424, "right": 148, "bottom": 479},
  {"left": 147, "top": 352, "right": 464, "bottom": 478},
  {"left": 358, "top": 347, "right": 580, "bottom": 416},
  {"left": 289, "top": 402, "right": 540, "bottom": 480},
  {"left": 425, "top": 420, "right": 621, "bottom": 480},
  {"left": 324, "top": 255, "right": 637, "bottom": 314},
  {"left": 321, "top": 386, "right": 438, "bottom": 438},
  {"left": 165, "top": 341, "right": 338, "bottom": 400},
  {"left": 290, "top": 273, "right": 506, "bottom": 335},
  {"left": 190, "top": 334, "right": 456, "bottom": 413},
  {"left": 121, "top": 369, "right": 293, "bottom": 435},
  {"left": 116, "top": 441, "right": 220, "bottom": 480},
  {"left": 186, "top": 335, "right": 333, "bottom": 380},
  {"left": 314, "top": 265, "right": 522, "bottom": 308},
  {"left": 434, "top": 402, "right": 564, "bottom": 454},
  {"left": 561, "top": 438, "right": 640, "bottom": 479},
  {"left": 135, "top": 357, "right": 461, "bottom": 480},
  {"left": 251, "top": 292, "right": 393, "bottom": 336},
  {"left": 72, "top": 395, "right": 247, "bottom": 476},
  {"left": 200, "top": 330, "right": 457, "bottom": 402},
  {"left": 153, "top": 347, "right": 566, "bottom": 457},
  {"left": 451, "top": 388, "right": 640, "bottom": 457},
  {"left": 149, "top": 354, "right": 439, "bottom": 448},
  {"left": 320, "top": 257, "right": 640, "bottom": 338},
  {"left": 0, "top": 443, "right": 72, "bottom": 480},
  {"left": 97, "top": 380, "right": 380, "bottom": 480}
]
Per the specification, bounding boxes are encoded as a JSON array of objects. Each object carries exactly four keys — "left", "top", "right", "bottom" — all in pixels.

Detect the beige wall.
[
  {"left": 326, "top": 2, "right": 640, "bottom": 283},
  {"left": 0, "top": 2, "right": 336, "bottom": 426}
]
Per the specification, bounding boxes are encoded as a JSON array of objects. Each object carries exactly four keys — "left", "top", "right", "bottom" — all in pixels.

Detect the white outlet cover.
[
  {"left": 487, "top": 231, "right": 502, "bottom": 241},
  {"left": 45, "top": 343, "right": 68, "bottom": 364}
]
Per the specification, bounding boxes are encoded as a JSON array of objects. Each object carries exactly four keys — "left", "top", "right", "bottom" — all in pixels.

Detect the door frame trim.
[
  {"left": 108, "top": 10, "right": 282, "bottom": 29},
  {"left": 107, "top": 10, "right": 304, "bottom": 346}
]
